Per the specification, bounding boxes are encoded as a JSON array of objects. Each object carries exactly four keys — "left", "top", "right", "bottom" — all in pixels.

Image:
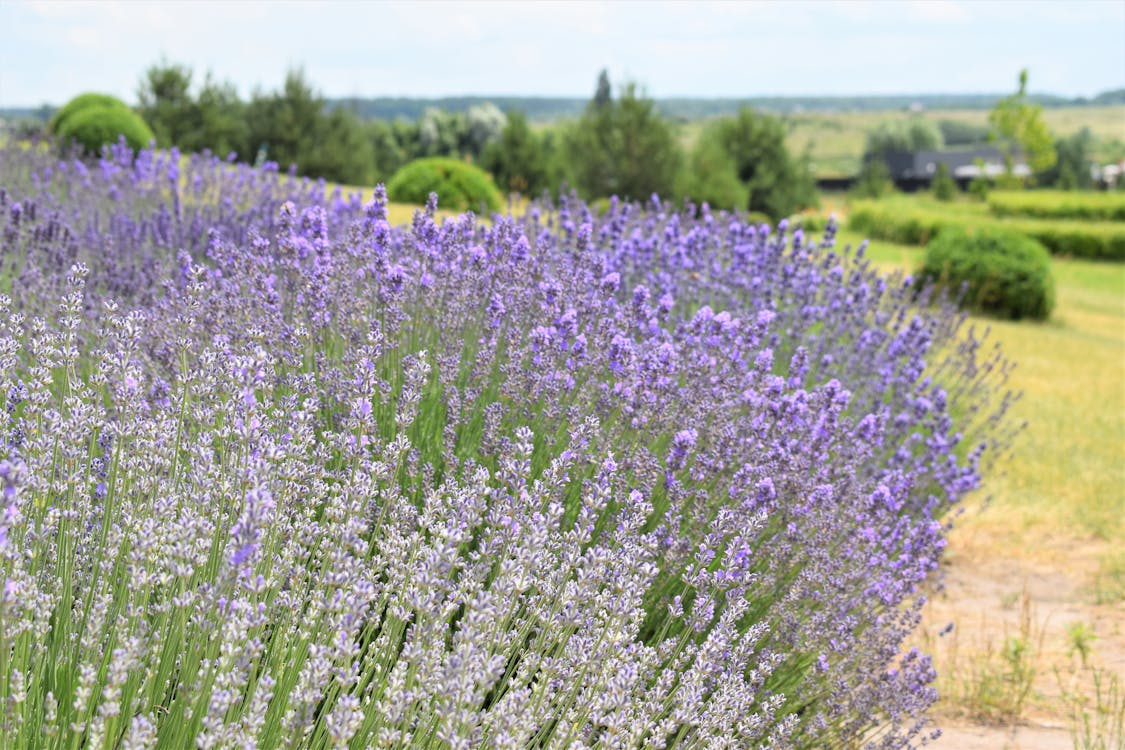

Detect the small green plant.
[
  {"left": 387, "top": 157, "right": 503, "bottom": 212},
  {"left": 918, "top": 226, "right": 1055, "bottom": 320},
  {"left": 965, "top": 592, "right": 1040, "bottom": 724},
  {"left": 1094, "top": 552, "right": 1125, "bottom": 605},
  {"left": 1059, "top": 667, "right": 1125, "bottom": 750},
  {"left": 1066, "top": 622, "right": 1099, "bottom": 667},
  {"left": 55, "top": 103, "right": 155, "bottom": 155}
]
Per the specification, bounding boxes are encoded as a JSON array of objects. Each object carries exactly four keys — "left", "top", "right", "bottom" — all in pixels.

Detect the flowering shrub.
[{"left": 0, "top": 143, "right": 1014, "bottom": 748}]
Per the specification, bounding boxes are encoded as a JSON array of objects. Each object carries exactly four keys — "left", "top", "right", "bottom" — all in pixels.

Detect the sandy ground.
[{"left": 916, "top": 526, "right": 1125, "bottom": 749}]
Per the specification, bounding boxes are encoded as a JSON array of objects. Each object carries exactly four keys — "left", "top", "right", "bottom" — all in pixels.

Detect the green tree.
[
  {"left": 137, "top": 61, "right": 196, "bottom": 148},
  {"left": 480, "top": 110, "right": 549, "bottom": 196},
  {"left": 989, "top": 69, "right": 1057, "bottom": 175},
  {"left": 931, "top": 162, "right": 958, "bottom": 201},
  {"left": 563, "top": 77, "right": 681, "bottom": 201},
  {"left": 863, "top": 118, "right": 944, "bottom": 162},
  {"left": 1037, "top": 128, "right": 1093, "bottom": 190},
  {"left": 189, "top": 74, "right": 249, "bottom": 158},
  {"left": 678, "top": 132, "right": 748, "bottom": 211},
  {"left": 851, "top": 158, "right": 894, "bottom": 199},
  {"left": 693, "top": 108, "right": 817, "bottom": 220}
]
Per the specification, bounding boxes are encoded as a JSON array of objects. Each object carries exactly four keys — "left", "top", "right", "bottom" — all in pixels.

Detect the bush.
[
  {"left": 988, "top": 190, "right": 1125, "bottom": 221},
  {"left": 49, "top": 92, "right": 129, "bottom": 134},
  {"left": 849, "top": 198, "right": 1125, "bottom": 260},
  {"left": 55, "top": 104, "right": 155, "bottom": 155},
  {"left": 387, "top": 157, "right": 503, "bottom": 212},
  {"left": 919, "top": 227, "right": 1054, "bottom": 320}
]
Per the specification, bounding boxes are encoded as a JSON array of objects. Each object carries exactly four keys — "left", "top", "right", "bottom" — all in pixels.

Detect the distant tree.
[
  {"left": 418, "top": 108, "right": 465, "bottom": 158},
  {"left": 989, "top": 69, "right": 1057, "bottom": 176},
  {"left": 301, "top": 108, "right": 374, "bottom": 186},
  {"left": 863, "top": 119, "right": 944, "bottom": 162},
  {"left": 176, "top": 74, "right": 246, "bottom": 158},
  {"left": 463, "top": 103, "right": 507, "bottom": 157},
  {"left": 245, "top": 69, "right": 326, "bottom": 173},
  {"left": 930, "top": 162, "right": 957, "bottom": 201},
  {"left": 366, "top": 120, "right": 411, "bottom": 184},
  {"left": 1037, "top": 128, "right": 1093, "bottom": 190},
  {"left": 851, "top": 158, "right": 894, "bottom": 199},
  {"left": 678, "top": 131, "right": 748, "bottom": 211},
  {"left": 593, "top": 69, "right": 612, "bottom": 109},
  {"left": 937, "top": 119, "right": 991, "bottom": 147},
  {"left": 563, "top": 79, "right": 681, "bottom": 201},
  {"left": 137, "top": 61, "right": 196, "bottom": 148},
  {"left": 697, "top": 108, "right": 817, "bottom": 219},
  {"left": 480, "top": 110, "right": 549, "bottom": 196}
]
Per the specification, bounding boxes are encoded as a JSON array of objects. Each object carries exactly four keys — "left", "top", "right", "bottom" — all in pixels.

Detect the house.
[{"left": 881, "top": 146, "right": 1030, "bottom": 190}]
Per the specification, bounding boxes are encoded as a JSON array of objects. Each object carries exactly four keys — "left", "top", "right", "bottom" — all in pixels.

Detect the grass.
[
  {"left": 835, "top": 226, "right": 1125, "bottom": 565},
  {"left": 839, "top": 219, "right": 1123, "bottom": 742}
]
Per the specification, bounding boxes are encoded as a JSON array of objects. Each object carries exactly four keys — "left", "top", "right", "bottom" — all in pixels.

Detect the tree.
[
  {"left": 1037, "top": 128, "right": 1093, "bottom": 190},
  {"left": 863, "top": 119, "right": 944, "bottom": 162},
  {"left": 593, "top": 69, "right": 612, "bottom": 109},
  {"left": 137, "top": 61, "right": 196, "bottom": 148},
  {"left": 480, "top": 110, "right": 549, "bottom": 196},
  {"left": 463, "top": 103, "right": 507, "bottom": 157},
  {"left": 692, "top": 108, "right": 817, "bottom": 220},
  {"left": 244, "top": 69, "right": 326, "bottom": 173},
  {"left": 930, "top": 162, "right": 957, "bottom": 201},
  {"left": 989, "top": 69, "right": 1057, "bottom": 175},
  {"left": 563, "top": 77, "right": 681, "bottom": 201}
]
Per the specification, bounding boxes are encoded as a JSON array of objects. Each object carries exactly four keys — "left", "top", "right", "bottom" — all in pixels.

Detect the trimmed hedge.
[
  {"left": 988, "top": 191, "right": 1125, "bottom": 221},
  {"left": 918, "top": 227, "right": 1054, "bottom": 320},
  {"left": 849, "top": 199, "right": 1125, "bottom": 261},
  {"left": 50, "top": 92, "right": 129, "bottom": 135},
  {"left": 56, "top": 104, "right": 155, "bottom": 156},
  {"left": 387, "top": 157, "right": 503, "bottom": 213}
]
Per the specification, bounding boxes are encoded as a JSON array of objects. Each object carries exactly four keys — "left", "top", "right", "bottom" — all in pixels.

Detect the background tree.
[
  {"left": 137, "top": 61, "right": 196, "bottom": 148},
  {"left": 930, "top": 162, "right": 958, "bottom": 201},
  {"left": 698, "top": 108, "right": 817, "bottom": 219},
  {"left": 564, "top": 76, "right": 681, "bottom": 201},
  {"left": 863, "top": 118, "right": 944, "bottom": 162},
  {"left": 1037, "top": 128, "right": 1093, "bottom": 190},
  {"left": 989, "top": 69, "right": 1057, "bottom": 175},
  {"left": 480, "top": 110, "right": 549, "bottom": 196}
]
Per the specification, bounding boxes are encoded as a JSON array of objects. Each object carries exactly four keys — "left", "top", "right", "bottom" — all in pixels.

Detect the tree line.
[{"left": 132, "top": 63, "right": 817, "bottom": 219}]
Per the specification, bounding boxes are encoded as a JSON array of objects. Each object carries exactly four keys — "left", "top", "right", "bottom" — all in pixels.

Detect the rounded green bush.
[
  {"left": 50, "top": 92, "right": 131, "bottom": 135},
  {"left": 387, "top": 158, "right": 503, "bottom": 213},
  {"left": 56, "top": 104, "right": 155, "bottom": 156},
  {"left": 918, "top": 227, "right": 1055, "bottom": 321}
]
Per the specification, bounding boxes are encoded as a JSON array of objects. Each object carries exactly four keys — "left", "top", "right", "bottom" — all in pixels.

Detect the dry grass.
[{"left": 832, "top": 223, "right": 1125, "bottom": 737}]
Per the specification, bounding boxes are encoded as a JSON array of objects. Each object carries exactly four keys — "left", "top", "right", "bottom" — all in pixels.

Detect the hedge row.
[
  {"left": 848, "top": 200, "right": 1125, "bottom": 261},
  {"left": 988, "top": 191, "right": 1125, "bottom": 222}
]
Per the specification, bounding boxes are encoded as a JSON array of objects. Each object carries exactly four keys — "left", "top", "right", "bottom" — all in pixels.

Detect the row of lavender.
[{"left": 0, "top": 142, "right": 1014, "bottom": 749}]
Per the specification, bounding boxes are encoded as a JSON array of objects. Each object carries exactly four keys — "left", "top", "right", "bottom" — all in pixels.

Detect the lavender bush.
[{"left": 0, "top": 141, "right": 1014, "bottom": 748}]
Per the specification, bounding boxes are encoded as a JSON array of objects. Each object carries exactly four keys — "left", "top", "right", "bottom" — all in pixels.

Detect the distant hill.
[
  {"left": 323, "top": 92, "right": 1121, "bottom": 122},
  {"left": 3, "top": 90, "right": 1121, "bottom": 126}
]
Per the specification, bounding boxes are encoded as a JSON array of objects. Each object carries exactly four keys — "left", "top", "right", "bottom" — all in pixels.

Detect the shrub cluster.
[
  {"left": 919, "top": 227, "right": 1055, "bottom": 320},
  {"left": 0, "top": 142, "right": 1014, "bottom": 748},
  {"left": 387, "top": 156, "right": 503, "bottom": 212},
  {"left": 849, "top": 199, "right": 1125, "bottom": 260},
  {"left": 50, "top": 92, "right": 155, "bottom": 155},
  {"left": 988, "top": 190, "right": 1125, "bottom": 221}
]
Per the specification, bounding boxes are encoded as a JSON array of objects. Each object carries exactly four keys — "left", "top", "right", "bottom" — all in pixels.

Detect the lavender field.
[{"left": 0, "top": 141, "right": 1017, "bottom": 749}]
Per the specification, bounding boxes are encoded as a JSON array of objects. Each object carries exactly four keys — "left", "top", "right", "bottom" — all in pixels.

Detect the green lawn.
[{"left": 834, "top": 225, "right": 1125, "bottom": 596}]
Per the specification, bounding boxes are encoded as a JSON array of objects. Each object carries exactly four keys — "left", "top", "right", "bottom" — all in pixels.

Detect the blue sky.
[{"left": 1, "top": 0, "right": 1123, "bottom": 107}]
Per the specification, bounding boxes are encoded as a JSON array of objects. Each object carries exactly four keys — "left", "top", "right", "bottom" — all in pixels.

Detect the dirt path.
[{"left": 917, "top": 525, "right": 1125, "bottom": 749}]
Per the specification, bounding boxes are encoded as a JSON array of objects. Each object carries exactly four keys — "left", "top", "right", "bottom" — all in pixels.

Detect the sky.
[{"left": 1, "top": 0, "right": 1123, "bottom": 108}]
